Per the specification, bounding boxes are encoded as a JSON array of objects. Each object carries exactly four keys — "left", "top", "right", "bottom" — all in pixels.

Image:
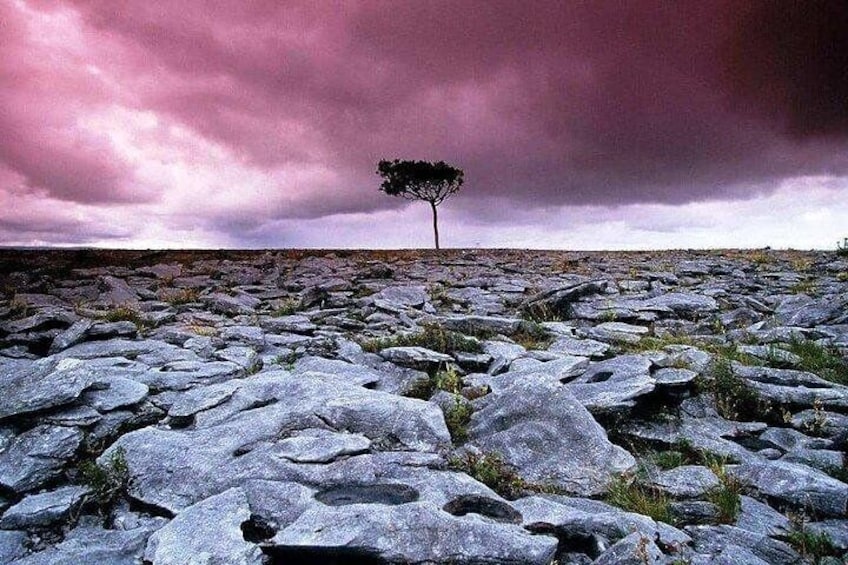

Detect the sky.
[{"left": 2, "top": 0, "right": 847, "bottom": 250}]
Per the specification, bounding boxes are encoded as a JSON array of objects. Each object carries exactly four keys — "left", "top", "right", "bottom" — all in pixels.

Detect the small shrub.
[
  {"left": 652, "top": 450, "right": 688, "bottom": 470},
  {"left": 705, "top": 464, "right": 743, "bottom": 524},
  {"left": 443, "top": 395, "right": 473, "bottom": 443},
  {"left": 187, "top": 324, "right": 218, "bottom": 337},
  {"left": 79, "top": 447, "right": 130, "bottom": 511},
  {"left": 510, "top": 321, "right": 553, "bottom": 350},
  {"left": 6, "top": 294, "right": 29, "bottom": 319},
  {"left": 605, "top": 474, "right": 673, "bottom": 525},
  {"left": 521, "top": 302, "right": 566, "bottom": 323},
  {"left": 273, "top": 297, "right": 302, "bottom": 316},
  {"left": 449, "top": 452, "right": 527, "bottom": 499},
  {"left": 159, "top": 287, "right": 199, "bottom": 305},
  {"left": 789, "top": 279, "right": 816, "bottom": 295},
  {"left": 434, "top": 365, "right": 463, "bottom": 394},
  {"left": 837, "top": 237, "right": 848, "bottom": 257},
  {"left": 404, "top": 364, "right": 463, "bottom": 400},
  {"left": 786, "top": 515, "right": 840, "bottom": 563},
  {"left": 702, "top": 358, "right": 772, "bottom": 421},
  {"left": 99, "top": 305, "right": 143, "bottom": 325}
]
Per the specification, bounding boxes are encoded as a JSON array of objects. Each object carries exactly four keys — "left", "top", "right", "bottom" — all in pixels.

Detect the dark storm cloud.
[{"left": 3, "top": 0, "right": 848, "bottom": 230}]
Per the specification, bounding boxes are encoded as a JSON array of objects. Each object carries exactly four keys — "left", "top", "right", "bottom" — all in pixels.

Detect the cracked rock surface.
[{"left": 0, "top": 248, "right": 846, "bottom": 564}]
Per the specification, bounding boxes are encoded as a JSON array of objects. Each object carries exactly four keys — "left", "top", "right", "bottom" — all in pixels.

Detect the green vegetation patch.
[
  {"left": 78, "top": 447, "right": 130, "bottom": 512},
  {"left": 784, "top": 339, "right": 848, "bottom": 385},
  {"left": 605, "top": 474, "right": 673, "bottom": 525},
  {"left": 360, "top": 325, "right": 483, "bottom": 354}
]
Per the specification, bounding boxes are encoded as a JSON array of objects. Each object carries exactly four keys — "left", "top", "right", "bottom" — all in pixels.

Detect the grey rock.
[
  {"left": 106, "top": 372, "right": 450, "bottom": 512},
  {"left": 593, "top": 531, "right": 664, "bottom": 564},
  {"left": 579, "top": 321, "right": 650, "bottom": 345},
  {"left": 202, "top": 292, "right": 259, "bottom": 316},
  {"left": 1, "top": 309, "right": 77, "bottom": 335},
  {"left": 521, "top": 278, "right": 608, "bottom": 317},
  {"left": 670, "top": 500, "right": 721, "bottom": 525},
  {"left": 566, "top": 355, "right": 655, "bottom": 414},
  {"left": 48, "top": 319, "right": 93, "bottom": 354},
  {"left": 56, "top": 338, "right": 198, "bottom": 364},
  {"left": 731, "top": 460, "right": 848, "bottom": 517},
  {"left": 548, "top": 336, "right": 610, "bottom": 358},
  {"left": 11, "top": 523, "right": 157, "bottom": 565},
  {"left": 0, "top": 530, "right": 27, "bottom": 563},
  {"left": 654, "top": 367, "right": 699, "bottom": 388},
  {"left": 219, "top": 325, "right": 266, "bottom": 348},
  {"left": 262, "top": 314, "right": 317, "bottom": 335},
  {"left": 270, "top": 501, "right": 558, "bottom": 565},
  {"left": 687, "top": 524, "right": 801, "bottom": 565},
  {"left": 468, "top": 376, "right": 636, "bottom": 496},
  {"left": 293, "top": 356, "right": 381, "bottom": 388},
  {"left": 439, "top": 314, "right": 522, "bottom": 335},
  {"left": 735, "top": 495, "right": 791, "bottom": 537},
  {"left": 733, "top": 364, "right": 848, "bottom": 411},
  {"left": 653, "top": 466, "right": 720, "bottom": 498},
  {"left": 371, "top": 285, "right": 429, "bottom": 311},
  {"left": 96, "top": 275, "right": 139, "bottom": 306},
  {"left": 0, "top": 425, "right": 83, "bottom": 493},
  {"left": 378, "top": 346, "right": 453, "bottom": 369},
  {"left": 513, "top": 495, "right": 690, "bottom": 550},
  {"left": 214, "top": 346, "right": 262, "bottom": 372},
  {"left": 482, "top": 341, "right": 526, "bottom": 374},
  {"left": 137, "top": 360, "right": 243, "bottom": 391},
  {"left": 272, "top": 429, "right": 371, "bottom": 463},
  {"left": 0, "top": 486, "right": 89, "bottom": 529},
  {"left": 82, "top": 376, "right": 149, "bottom": 412},
  {"left": 86, "top": 321, "right": 138, "bottom": 339},
  {"left": 806, "top": 519, "right": 848, "bottom": 551},
  {"left": 0, "top": 357, "right": 97, "bottom": 420},
  {"left": 144, "top": 487, "right": 263, "bottom": 565}
]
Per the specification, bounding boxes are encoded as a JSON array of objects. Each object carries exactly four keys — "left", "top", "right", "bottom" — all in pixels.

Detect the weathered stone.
[
  {"left": 262, "top": 315, "right": 317, "bottom": 335},
  {"left": 1, "top": 309, "right": 78, "bottom": 335},
  {"left": 548, "top": 336, "right": 609, "bottom": 358},
  {"left": 202, "top": 292, "right": 259, "bottom": 316},
  {"left": 566, "top": 355, "right": 655, "bottom": 414},
  {"left": 0, "top": 486, "right": 89, "bottom": 529},
  {"left": 0, "top": 358, "right": 97, "bottom": 420},
  {"left": 81, "top": 376, "right": 149, "bottom": 412},
  {"left": 144, "top": 487, "right": 263, "bottom": 565},
  {"left": 48, "top": 319, "right": 94, "bottom": 354},
  {"left": 10, "top": 523, "right": 159, "bottom": 564},
  {"left": 730, "top": 460, "right": 848, "bottom": 517},
  {"left": 270, "top": 501, "right": 558, "bottom": 565},
  {"left": 652, "top": 466, "right": 720, "bottom": 498},
  {"left": 439, "top": 314, "right": 522, "bottom": 335},
  {"left": 593, "top": 531, "right": 664, "bottom": 564},
  {"left": 0, "top": 425, "right": 83, "bottom": 493},
  {"left": 219, "top": 325, "right": 266, "bottom": 347},
  {"left": 467, "top": 376, "right": 636, "bottom": 496},
  {"left": 378, "top": 346, "right": 453, "bottom": 369}
]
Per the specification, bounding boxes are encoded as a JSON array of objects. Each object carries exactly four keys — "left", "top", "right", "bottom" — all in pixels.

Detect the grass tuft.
[
  {"left": 786, "top": 515, "right": 841, "bottom": 564},
  {"left": 78, "top": 447, "right": 130, "bottom": 513},
  {"left": 784, "top": 339, "right": 848, "bottom": 385},
  {"left": 443, "top": 395, "right": 473, "bottom": 443},
  {"left": 605, "top": 473, "right": 673, "bottom": 525}
]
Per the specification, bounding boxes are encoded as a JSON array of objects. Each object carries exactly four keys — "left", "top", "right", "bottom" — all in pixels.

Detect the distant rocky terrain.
[{"left": 0, "top": 248, "right": 846, "bottom": 564}]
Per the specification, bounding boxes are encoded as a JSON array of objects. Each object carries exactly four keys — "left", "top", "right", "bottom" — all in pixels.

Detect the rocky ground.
[{"left": 0, "top": 248, "right": 847, "bottom": 564}]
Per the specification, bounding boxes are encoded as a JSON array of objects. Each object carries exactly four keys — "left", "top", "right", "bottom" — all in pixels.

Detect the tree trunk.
[{"left": 430, "top": 201, "right": 440, "bottom": 250}]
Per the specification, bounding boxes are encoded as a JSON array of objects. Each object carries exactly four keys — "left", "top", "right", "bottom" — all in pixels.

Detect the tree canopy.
[{"left": 376, "top": 159, "right": 464, "bottom": 249}]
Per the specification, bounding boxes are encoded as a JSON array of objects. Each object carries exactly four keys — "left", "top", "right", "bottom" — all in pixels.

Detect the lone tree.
[{"left": 377, "top": 159, "right": 464, "bottom": 250}]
